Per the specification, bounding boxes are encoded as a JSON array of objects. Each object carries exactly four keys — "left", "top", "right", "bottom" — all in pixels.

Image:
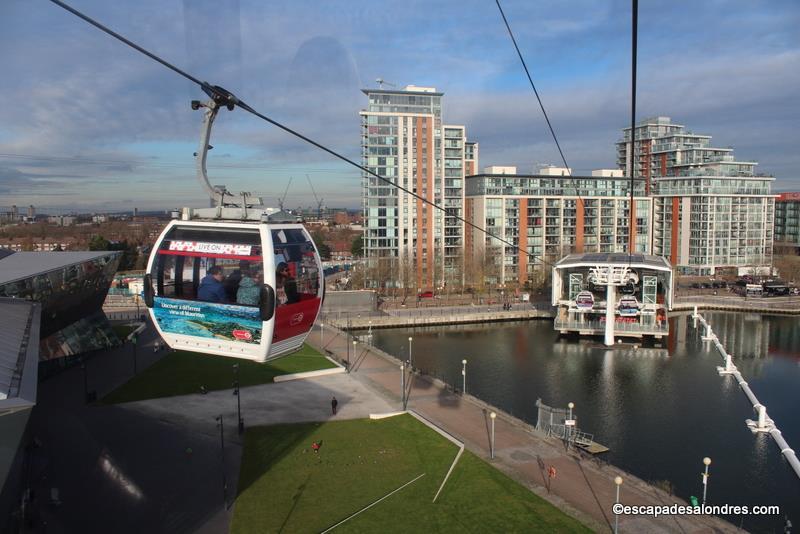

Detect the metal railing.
[
  {"left": 675, "top": 295, "right": 800, "bottom": 311},
  {"left": 385, "top": 302, "right": 537, "bottom": 318},
  {"left": 554, "top": 319, "right": 668, "bottom": 333}
]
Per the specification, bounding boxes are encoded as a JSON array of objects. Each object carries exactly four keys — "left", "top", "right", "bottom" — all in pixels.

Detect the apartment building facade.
[
  {"left": 465, "top": 167, "right": 652, "bottom": 286},
  {"left": 360, "top": 86, "right": 474, "bottom": 288},
  {"left": 617, "top": 117, "right": 774, "bottom": 275},
  {"left": 774, "top": 192, "right": 800, "bottom": 254}
]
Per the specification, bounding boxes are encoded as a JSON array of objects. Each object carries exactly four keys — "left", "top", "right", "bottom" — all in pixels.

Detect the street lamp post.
[
  {"left": 347, "top": 313, "right": 352, "bottom": 369},
  {"left": 614, "top": 476, "right": 623, "bottom": 534},
  {"left": 490, "top": 412, "right": 496, "bottom": 459},
  {"left": 408, "top": 337, "right": 413, "bottom": 368},
  {"left": 401, "top": 364, "right": 406, "bottom": 410},
  {"left": 233, "top": 364, "right": 244, "bottom": 434},
  {"left": 567, "top": 402, "right": 575, "bottom": 446},
  {"left": 215, "top": 415, "right": 227, "bottom": 508},
  {"left": 702, "top": 457, "right": 711, "bottom": 505},
  {"left": 462, "top": 359, "right": 467, "bottom": 395}
]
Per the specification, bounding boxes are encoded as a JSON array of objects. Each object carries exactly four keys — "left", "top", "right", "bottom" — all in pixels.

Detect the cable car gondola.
[
  {"left": 142, "top": 93, "right": 323, "bottom": 362},
  {"left": 617, "top": 295, "right": 640, "bottom": 316},
  {"left": 575, "top": 290, "right": 594, "bottom": 310}
]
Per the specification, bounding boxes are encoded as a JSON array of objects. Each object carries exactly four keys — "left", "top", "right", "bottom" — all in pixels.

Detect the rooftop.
[
  {"left": 555, "top": 252, "right": 672, "bottom": 272},
  {"left": 0, "top": 250, "right": 120, "bottom": 286},
  {"left": 0, "top": 298, "right": 39, "bottom": 406},
  {"left": 361, "top": 88, "right": 444, "bottom": 97}
]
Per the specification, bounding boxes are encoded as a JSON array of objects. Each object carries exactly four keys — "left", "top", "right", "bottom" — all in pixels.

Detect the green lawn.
[
  {"left": 102, "top": 344, "right": 335, "bottom": 404},
  {"left": 111, "top": 324, "right": 138, "bottom": 341},
  {"left": 232, "top": 415, "right": 589, "bottom": 533}
]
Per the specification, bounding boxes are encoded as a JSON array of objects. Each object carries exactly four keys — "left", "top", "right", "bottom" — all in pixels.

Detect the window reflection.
[
  {"left": 0, "top": 252, "right": 120, "bottom": 339},
  {"left": 272, "top": 229, "right": 320, "bottom": 306},
  {"left": 153, "top": 227, "right": 264, "bottom": 307}
]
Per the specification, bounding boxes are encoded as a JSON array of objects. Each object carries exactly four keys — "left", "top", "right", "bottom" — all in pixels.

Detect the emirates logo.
[
  {"left": 232, "top": 329, "right": 253, "bottom": 341},
  {"left": 290, "top": 313, "right": 304, "bottom": 326}
]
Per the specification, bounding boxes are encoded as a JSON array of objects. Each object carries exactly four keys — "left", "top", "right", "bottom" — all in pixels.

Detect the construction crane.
[
  {"left": 306, "top": 174, "right": 324, "bottom": 220},
  {"left": 278, "top": 176, "right": 292, "bottom": 212},
  {"left": 375, "top": 77, "right": 396, "bottom": 90}
]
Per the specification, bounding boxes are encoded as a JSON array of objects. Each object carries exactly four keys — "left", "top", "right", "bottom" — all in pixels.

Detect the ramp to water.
[{"left": 535, "top": 398, "right": 609, "bottom": 455}]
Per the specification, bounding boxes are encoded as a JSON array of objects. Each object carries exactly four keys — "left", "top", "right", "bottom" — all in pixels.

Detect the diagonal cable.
[
  {"left": 47, "top": 0, "right": 557, "bottom": 268},
  {"left": 494, "top": 0, "right": 580, "bottom": 200}
]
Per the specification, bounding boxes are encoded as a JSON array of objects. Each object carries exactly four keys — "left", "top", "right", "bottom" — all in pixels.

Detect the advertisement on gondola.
[{"left": 152, "top": 297, "right": 262, "bottom": 344}]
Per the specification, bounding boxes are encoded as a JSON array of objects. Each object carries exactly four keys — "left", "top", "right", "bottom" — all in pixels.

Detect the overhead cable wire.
[
  {"left": 628, "top": 0, "right": 639, "bottom": 263},
  {"left": 494, "top": 0, "right": 583, "bottom": 206},
  {"left": 47, "top": 0, "right": 561, "bottom": 269}
]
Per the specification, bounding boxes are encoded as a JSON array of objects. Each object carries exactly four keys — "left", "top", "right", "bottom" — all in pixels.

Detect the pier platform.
[{"left": 576, "top": 441, "right": 610, "bottom": 454}]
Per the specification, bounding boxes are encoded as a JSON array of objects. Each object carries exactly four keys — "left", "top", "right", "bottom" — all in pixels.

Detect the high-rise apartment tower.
[
  {"left": 617, "top": 117, "right": 774, "bottom": 275},
  {"left": 360, "top": 85, "right": 476, "bottom": 289}
]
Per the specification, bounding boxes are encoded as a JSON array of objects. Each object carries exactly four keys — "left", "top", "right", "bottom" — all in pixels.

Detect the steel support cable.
[
  {"left": 47, "top": 0, "right": 560, "bottom": 270},
  {"left": 629, "top": 0, "right": 638, "bottom": 263},
  {"left": 494, "top": 0, "right": 583, "bottom": 206}
]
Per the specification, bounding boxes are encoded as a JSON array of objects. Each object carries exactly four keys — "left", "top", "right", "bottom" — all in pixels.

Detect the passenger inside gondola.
[
  {"left": 224, "top": 260, "right": 250, "bottom": 301},
  {"left": 236, "top": 269, "right": 262, "bottom": 306},
  {"left": 198, "top": 266, "right": 227, "bottom": 303},
  {"left": 276, "top": 262, "right": 299, "bottom": 305}
]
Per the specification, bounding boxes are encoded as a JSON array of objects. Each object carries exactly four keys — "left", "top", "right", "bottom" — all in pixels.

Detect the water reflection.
[{"left": 371, "top": 313, "right": 800, "bottom": 531}]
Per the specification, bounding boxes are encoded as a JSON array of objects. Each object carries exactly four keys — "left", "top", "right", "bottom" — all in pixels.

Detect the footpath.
[{"left": 309, "top": 323, "right": 741, "bottom": 534}]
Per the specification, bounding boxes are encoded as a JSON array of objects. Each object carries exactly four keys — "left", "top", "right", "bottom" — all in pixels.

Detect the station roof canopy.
[
  {"left": 0, "top": 250, "right": 119, "bottom": 286},
  {"left": 554, "top": 253, "right": 672, "bottom": 272},
  {"left": 0, "top": 298, "right": 40, "bottom": 409}
]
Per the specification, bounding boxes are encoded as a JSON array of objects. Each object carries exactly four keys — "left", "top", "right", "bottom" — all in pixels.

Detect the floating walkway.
[
  {"left": 674, "top": 298, "right": 800, "bottom": 315},
  {"left": 693, "top": 307, "right": 800, "bottom": 480}
]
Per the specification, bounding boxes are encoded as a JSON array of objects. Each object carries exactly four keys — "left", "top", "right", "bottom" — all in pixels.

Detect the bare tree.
[
  {"left": 399, "top": 254, "right": 417, "bottom": 305},
  {"left": 773, "top": 255, "right": 800, "bottom": 284}
]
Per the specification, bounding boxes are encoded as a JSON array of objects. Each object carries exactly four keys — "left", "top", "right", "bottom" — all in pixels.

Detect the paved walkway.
[
  {"left": 311, "top": 324, "right": 742, "bottom": 534},
  {"left": 130, "top": 373, "right": 396, "bottom": 429}
]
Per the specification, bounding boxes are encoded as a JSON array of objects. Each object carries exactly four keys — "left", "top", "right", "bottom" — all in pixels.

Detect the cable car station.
[{"left": 552, "top": 253, "right": 673, "bottom": 345}]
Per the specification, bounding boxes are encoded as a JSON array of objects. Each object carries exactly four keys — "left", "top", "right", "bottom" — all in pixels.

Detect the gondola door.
[{"left": 269, "top": 225, "right": 323, "bottom": 358}]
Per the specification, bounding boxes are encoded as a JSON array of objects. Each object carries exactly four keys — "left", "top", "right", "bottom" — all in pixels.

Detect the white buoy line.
[{"left": 692, "top": 306, "right": 800, "bottom": 479}]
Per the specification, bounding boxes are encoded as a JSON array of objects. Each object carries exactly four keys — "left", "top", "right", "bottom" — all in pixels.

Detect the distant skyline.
[{"left": 1, "top": 0, "right": 798, "bottom": 212}]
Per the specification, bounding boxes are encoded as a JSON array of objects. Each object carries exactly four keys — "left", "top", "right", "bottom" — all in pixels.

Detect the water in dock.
[{"left": 371, "top": 313, "right": 800, "bottom": 532}]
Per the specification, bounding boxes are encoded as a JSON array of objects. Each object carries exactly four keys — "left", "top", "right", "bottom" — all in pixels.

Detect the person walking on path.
[{"left": 331, "top": 396, "right": 338, "bottom": 415}]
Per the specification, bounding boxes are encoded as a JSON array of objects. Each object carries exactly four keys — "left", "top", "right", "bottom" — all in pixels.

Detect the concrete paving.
[{"left": 130, "top": 373, "right": 396, "bottom": 431}]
